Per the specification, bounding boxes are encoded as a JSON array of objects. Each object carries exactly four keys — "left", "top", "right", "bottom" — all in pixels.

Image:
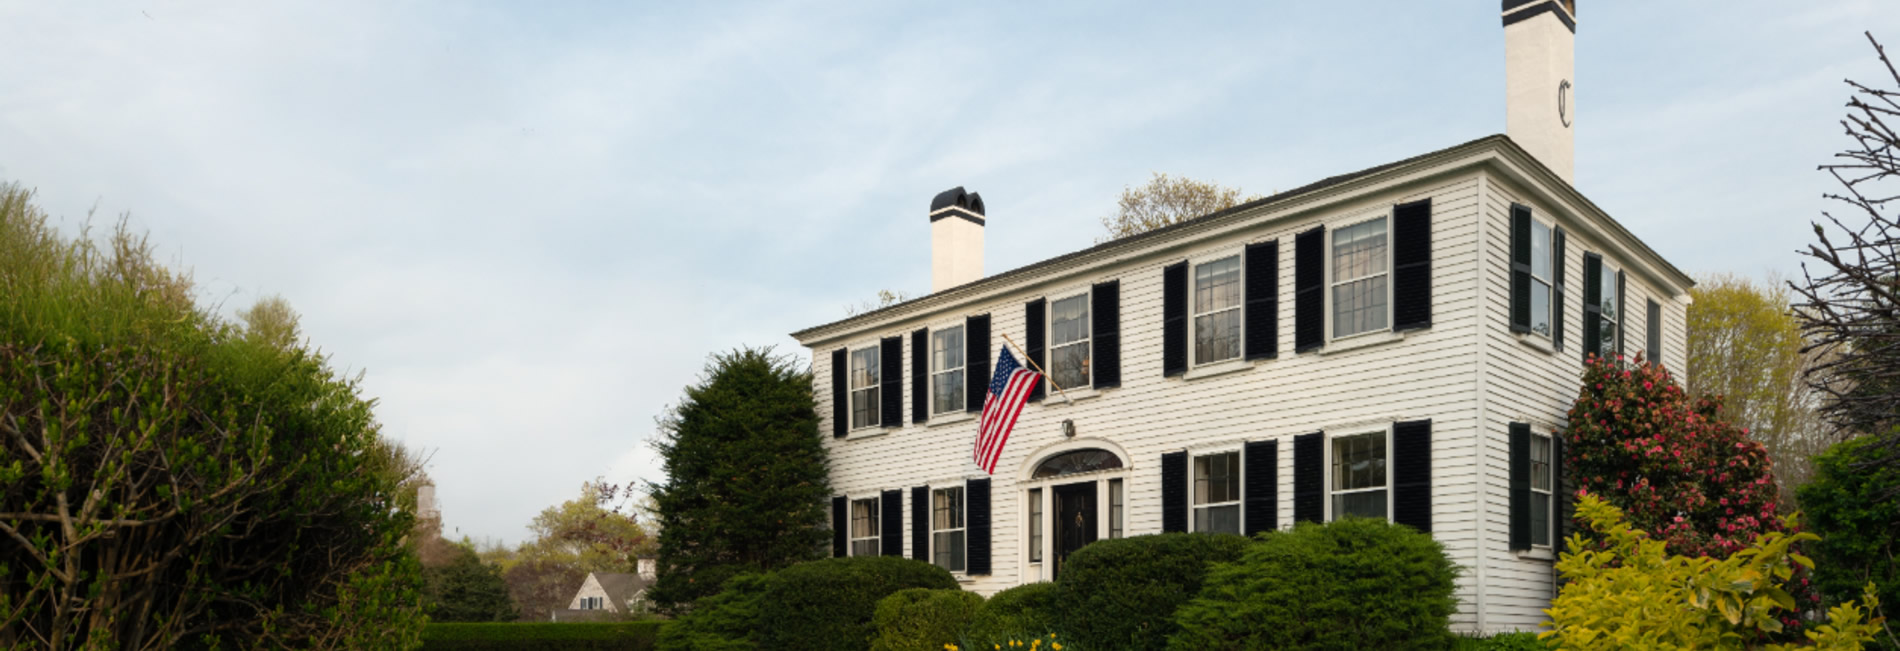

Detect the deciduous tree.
[
  {"left": 423, "top": 543, "right": 518, "bottom": 622},
  {"left": 1097, "top": 172, "right": 1259, "bottom": 242}
]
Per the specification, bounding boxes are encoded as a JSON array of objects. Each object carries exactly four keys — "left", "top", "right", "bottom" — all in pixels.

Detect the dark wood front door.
[{"left": 1052, "top": 481, "right": 1098, "bottom": 579}]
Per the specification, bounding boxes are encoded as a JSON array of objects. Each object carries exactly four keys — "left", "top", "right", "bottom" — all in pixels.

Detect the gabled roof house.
[{"left": 788, "top": 1, "right": 1682, "bottom": 632}]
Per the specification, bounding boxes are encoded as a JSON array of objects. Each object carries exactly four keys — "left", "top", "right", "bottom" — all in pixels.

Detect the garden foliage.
[
  {"left": 1050, "top": 532, "right": 1248, "bottom": 651},
  {"left": 654, "top": 572, "right": 770, "bottom": 651},
  {"left": 1167, "top": 517, "right": 1460, "bottom": 650},
  {"left": 424, "top": 543, "right": 520, "bottom": 622},
  {"left": 657, "top": 556, "right": 956, "bottom": 651},
  {"left": 1543, "top": 493, "right": 1884, "bottom": 650},
  {"left": 0, "top": 184, "right": 425, "bottom": 649},
  {"left": 869, "top": 588, "right": 985, "bottom": 651},
  {"left": 1798, "top": 434, "right": 1900, "bottom": 650},
  {"left": 962, "top": 581, "right": 1060, "bottom": 646},
  {"left": 420, "top": 621, "right": 665, "bottom": 650}
]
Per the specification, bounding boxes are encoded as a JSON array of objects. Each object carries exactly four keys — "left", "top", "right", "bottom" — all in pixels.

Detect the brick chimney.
[
  {"left": 930, "top": 187, "right": 985, "bottom": 292},
  {"left": 1503, "top": 0, "right": 1577, "bottom": 183}
]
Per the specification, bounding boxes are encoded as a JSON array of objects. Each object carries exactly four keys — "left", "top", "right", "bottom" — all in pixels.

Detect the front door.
[{"left": 1052, "top": 481, "right": 1097, "bottom": 579}]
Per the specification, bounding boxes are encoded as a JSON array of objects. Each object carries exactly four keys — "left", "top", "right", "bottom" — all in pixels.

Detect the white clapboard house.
[{"left": 789, "top": 1, "right": 1687, "bottom": 632}]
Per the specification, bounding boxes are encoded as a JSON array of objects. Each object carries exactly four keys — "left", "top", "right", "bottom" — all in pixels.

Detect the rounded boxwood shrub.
[
  {"left": 1167, "top": 517, "right": 1461, "bottom": 650},
  {"left": 654, "top": 572, "right": 770, "bottom": 651},
  {"left": 869, "top": 588, "right": 985, "bottom": 651},
  {"left": 754, "top": 556, "right": 959, "bottom": 651},
  {"left": 1052, "top": 532, "right": 1250, "bottom": 650},
  {"left": 963, "top": 581, "right": 1059, "bottom": 644}
]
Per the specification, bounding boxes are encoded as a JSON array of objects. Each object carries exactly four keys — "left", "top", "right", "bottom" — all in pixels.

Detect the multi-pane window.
[
  {"left": 1193, "top": 256, "right": 1243, "bottom": 365},
  {"left": 1332, "top": 217, "right": 1390, "bottom": 338},
  {"left": 1050, "top": 294, "right": 1091, "bottom": 390},
  {"left": 1027, "top": 489, "right": 1043, "bottom": 563},
  {"left": 1531, "top": 434, "right": 1553, "bottom": 547},
  {"left": 580, "top": 596, "right": 603, "bottom": 610},
  {"left": 931, "top": 327, "right": 965, "bottom": 414},
  {"left": 932, "top": 487, "right": 966, "bottom": 572},
  {"left": 1108, "top": 478, "right": 1125, "bottom": 539},
  {"left": 1530, "top": 220, "right": 1553, "bottom": 336},
  {"left": 849, "top": 498, "right": 879, "bottom": 557},
  {"left": 849, "top": 347, "right": 881, "bottom": 429},
  {"left": 1331, "top": 432, "right": 1388, "bottom": 520},
  {"left": 1598, "top": 263, "right": 1619, "bottom": 355},
  {"left": 1193, "top": 452, "right": 1241, "bottom": 534}
]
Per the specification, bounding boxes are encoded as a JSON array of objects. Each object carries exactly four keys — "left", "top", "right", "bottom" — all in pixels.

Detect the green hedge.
[
  {"left": 869, "top": 588, "right": 985, "bottom": 651},
  {"left": 421, "top": 622, "right": 666, "bottom": 650},
  {"left": 963, "top": 581, "right": 1059, "bottom": 645},
  {"left": 755, "top": 556, "right": 960, "bottom": 651},
  {"left": 1051, "top": 532, "right": 1250, "bottom": 650}
]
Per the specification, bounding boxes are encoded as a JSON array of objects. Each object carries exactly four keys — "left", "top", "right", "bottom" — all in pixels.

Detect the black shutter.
[
  {"left": 965, "top": 315, "right": 990, "bottom": 414},
  {"left": 966, "top": 478, "right": 991, "bottom": 575},
  {"left": 1392, "top": 420, "right": 1433, "bottom": 533},
  {"left": 1647, "top": 298, "right": 1662, "bottom": 367},
  {"left": 880, "top": 337, "right": 902, "bottom": 428},
  {"left": 1244, "top": 241, "right": 1279, "bottom": 360},
  {"left": 1509, "top": 423, "right": 1532, "bottom": 551},
  {"left": 1025, "top": 298, "right": 1047, "bottom": 402},
  {"left": 1243, "top": 440, "right": 1278, "bottom": 535},
  {"left": 1510, "top": 204, "right": 1533, "bottom": 333},
  {"left": 911, "top": 486, "right": 929, "bottom": 562},
  {"left": 832, "top": 348, "right": 848, "bottom": 438},
  {"left": 1162, "top": 261, "right": 1188, "bottom": 376},
  {"left": 1293, "top": 432, "right": 1324, "bottom": 523},
  {"left": 1553, "top": 226, "right": 1567, "bottom": 351},
  {"left": 912, "top": 329, "right": 928, "bottom": 424},
  {"left": 1616, "top": 270, "right": 1628, "bottom": 360},
  {"left": 1582, "top": 253, "right": 1603, "bottom": 360},
  {"left": 1294, "top": 227, "right": 1326, "bottom": 352},
  {"left": 1161, "top": 451, "right": 1188, "bottom": 533},
  {"left": 1393, "top": 199, "right": 1433, "bottom": 331},
  {"left": 1092, "top": 281, "right": 1121, "bottom": 389},
  {"left": 832, "top": 496, "right": 847, "bottom": 557},
  {"left": 881, "top": 490, "right": 903, "bottom": 556}
]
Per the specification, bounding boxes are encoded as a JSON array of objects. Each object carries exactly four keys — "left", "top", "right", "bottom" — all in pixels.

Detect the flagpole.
[{"left": 998, "top": 332, "right": 1075, "bottom": 404}]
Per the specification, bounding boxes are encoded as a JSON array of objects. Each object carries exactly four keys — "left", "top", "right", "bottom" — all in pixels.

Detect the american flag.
[{"left": 975, "top": 347, "right": 1041, "bottom": 474}]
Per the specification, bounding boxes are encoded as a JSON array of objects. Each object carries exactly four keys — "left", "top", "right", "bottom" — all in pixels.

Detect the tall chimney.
[
  {"left": 929, "top": 187, "right": 985, "bottom": 292},
  {"left": 1503, "top": 1, "right": 1576, "bottom": 183}
]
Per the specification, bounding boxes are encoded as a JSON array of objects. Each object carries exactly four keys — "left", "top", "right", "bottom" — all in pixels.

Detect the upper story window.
[
  {"left": 850, "top": 497, "right": 879, "bottom": 556},
  {"left": 1193, "top": 256, "right": 1242, "bottom": 365},
  {"left": 849, "top": 346, "right": 881, "bottom": 429},
  {"left": 1597, "top": 262, "right": 1620, "bottom": 355},
  {"left": 1193, "top": 451, "right": 1240, "bottom": 534},
  {"left": 1331, "top": 431, "right": 1388, "bottom": 520},
  {"left": 1332, "top": 217, "right": 1390, "bottom": 338},
  {"left": 1049, "top": 293, "right": 1091, "bottom": 389},
  {"left": 932, "top": 487, "right": 966, "bottom": 572},
  {"left": 931, "top": 327, "right": 965, "bottom": 415},
  {"left": 1530, "top": 433, "right": 1553, "bottom": 548},
  {"left": 1529, "top": 220, "right": 1554, "bottom": 337}
]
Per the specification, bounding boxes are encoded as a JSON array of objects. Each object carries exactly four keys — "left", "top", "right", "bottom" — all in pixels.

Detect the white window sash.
[
  {"left": 1327, "top": 215, "right": 1393, "bottom": 340},
  {"left": 929, "top": 327, "right": 965, "bottom": 414},
  {"left": 1189, "top": 253, "right": 1244, "bottom": 366}
]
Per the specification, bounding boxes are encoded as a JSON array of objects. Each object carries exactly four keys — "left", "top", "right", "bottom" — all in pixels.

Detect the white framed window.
[
  {"left": 1530, "top": 219, "right": 1554, "bottom": 337},
  {"left": 1027, "top": 488, "right": 1043, "bottom": 563},
  {"left": 1530, "top": 434, "right": 1553, "bottom": 548},
  {"left": 932, "top": 486, "right": 966, "bottom": 572},
  {"left": 581, "top": 596, "right": 604, "bottom": 610},
  {"left": 1597, "top": 262, "right": 1620, "bottom": 355},
  {"left": 1193, "top": 451, "right": 1241, "bottom": 534},
  {"left": 1330, "top": 431, "right": 1389, "bottom": 520},
  {"left": 930, "top": 327, "right": 965, "bottom": 415},
  {"left": 1108, "top": 478, "right": 1124, "bottom": 539},
  {"left": 1192, "top": 255, "right": 1243, "bottom": 365},
  {"left": 1330, "top": 216, "right": 1390, "bottom": 338},
  {"left": 850, "top": 497, "right": 879, "bottom": 557},
  {"left": 849, "top": 346, "right": 881, "bottom": 429},
  {"left": 1049, "top": 292, "right": 1091, "bottom": 390}
]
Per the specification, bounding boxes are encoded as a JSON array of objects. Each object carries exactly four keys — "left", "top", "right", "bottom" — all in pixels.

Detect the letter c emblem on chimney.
[{"left": 1558, "top": 79, "right": 1573, "bottom": 128}]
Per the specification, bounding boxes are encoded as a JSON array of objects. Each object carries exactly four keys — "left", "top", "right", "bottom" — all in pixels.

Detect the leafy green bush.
[
  {"left": 1454, "top": 632, "right": 1551, "bottom": 651},
  {"left": 964, "top": 582, "right": 1059, "bottom": 645},
  {"left": 1799, "top": 434, "right": 1900, "bottom": 651},
  {"left": 1543, "top": 493, "right": 1882, "bottom": 650},
  {"left": 1167, "top": 518, "right": 1460, "bottom": 650},
  {"left": 422, "top": 622, "right": 664, "bottom": 650},
  {"left": 1051, "top": 532, "right": 1249, "bottom": 650},
  {"left": 870, "top": 588, "right": 985, "bottom": 651},
  {"left": 754, "top": 556, "right": 960, "bottom": 651},
  {"left": 655, "top": 572, "right": 770, "bottom": 651}
]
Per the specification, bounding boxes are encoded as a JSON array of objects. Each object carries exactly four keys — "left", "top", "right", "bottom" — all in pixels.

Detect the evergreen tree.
[
  {"left": 646, "top": 347, "right": 831, "bottom": 612},
  {"left": 423, "top": 544, "right": 519, "bottom": 622}
]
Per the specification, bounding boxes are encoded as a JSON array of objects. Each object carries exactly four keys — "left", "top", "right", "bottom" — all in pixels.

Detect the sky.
[{"left": 2, "top": 1, "right": 1894, "bottom": 546}]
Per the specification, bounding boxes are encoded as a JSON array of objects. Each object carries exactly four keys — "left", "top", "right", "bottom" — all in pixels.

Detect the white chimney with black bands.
[{"left": 929, "top": 187, "right": 985, "bottom": 292}]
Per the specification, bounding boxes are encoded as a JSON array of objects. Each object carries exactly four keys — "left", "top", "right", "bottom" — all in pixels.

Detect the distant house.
[{"left": 548, "top": 559, "right": 656, "bottom": 622}]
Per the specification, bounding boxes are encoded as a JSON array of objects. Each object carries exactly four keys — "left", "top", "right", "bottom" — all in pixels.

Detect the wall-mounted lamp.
[{"left": 1061, "top": 419, "right": 1076, "bottom": 438}]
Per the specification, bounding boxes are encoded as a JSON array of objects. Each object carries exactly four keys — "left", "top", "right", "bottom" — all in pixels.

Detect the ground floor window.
[
  {"left": 850, "top": 497, "right": 879, "bottom": 557},
  {"left": 1108, "top": 478, "right": 1124, "bottom": 539},
  {"left": 933, "top": 486, "right": 966, "bottom": 572},
  {"left": 1531, "top": 433, "right": 1553, "bottom": 547},
  {"left": 1331, "top": 431, "right": 1388, "bottom": 520},
  {"left": 1194, "top": 451, "right": 1240, "bottom": 534},
  {"left": 1027, "top": 488, "right": 1043, "bottom": 563}
]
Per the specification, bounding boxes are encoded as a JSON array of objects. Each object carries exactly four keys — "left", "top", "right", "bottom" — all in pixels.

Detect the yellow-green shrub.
[{"left": 1543, "top": 493, "right": 1884, "bottom": 650}]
